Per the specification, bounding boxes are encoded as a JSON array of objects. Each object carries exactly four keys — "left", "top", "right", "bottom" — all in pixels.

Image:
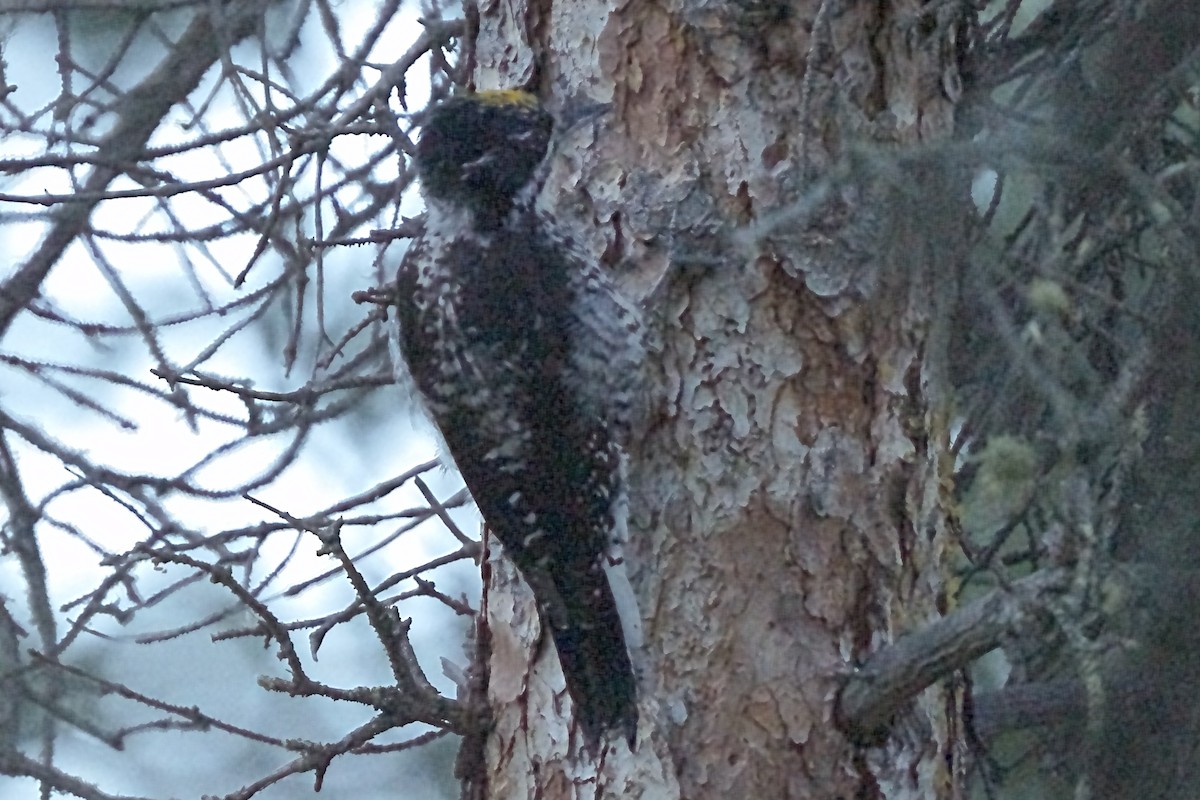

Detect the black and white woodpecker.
[{"left": 391, "top": 90, "right": 643, "bottom": 747}]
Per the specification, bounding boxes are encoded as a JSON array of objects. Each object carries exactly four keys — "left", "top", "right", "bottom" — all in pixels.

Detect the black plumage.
[{"left": 392, "top": 91, "right": 642, "bottom": 747}]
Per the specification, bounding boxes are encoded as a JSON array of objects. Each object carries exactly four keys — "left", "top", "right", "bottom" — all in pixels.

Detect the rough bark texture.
[{"left": 473, "top": 1, "right": 970, "bottom": 797}]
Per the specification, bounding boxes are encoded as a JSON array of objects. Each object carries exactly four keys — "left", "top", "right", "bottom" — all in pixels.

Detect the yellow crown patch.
[{"left": 472, "top": 89, "right": 540, "bottom": 108}]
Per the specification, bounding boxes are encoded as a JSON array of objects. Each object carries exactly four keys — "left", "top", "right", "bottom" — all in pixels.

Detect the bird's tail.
[{"left": 542, "top": 560, "right": 639, "bottom": 748}]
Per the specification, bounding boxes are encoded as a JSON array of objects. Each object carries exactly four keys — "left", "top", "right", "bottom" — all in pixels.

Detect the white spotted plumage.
[{"left": 389, "top": 91, "right": 644, "bottom": 748}]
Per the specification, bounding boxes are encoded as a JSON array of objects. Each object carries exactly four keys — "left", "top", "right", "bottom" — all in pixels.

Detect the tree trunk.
[{"left": 472, "top": 2, "right": 971, "bottom": 797}]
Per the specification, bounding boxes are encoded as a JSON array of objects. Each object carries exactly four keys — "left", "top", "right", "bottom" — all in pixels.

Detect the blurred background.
[{"left": 0, "top": 2, "right": 473, "bottom": 797}]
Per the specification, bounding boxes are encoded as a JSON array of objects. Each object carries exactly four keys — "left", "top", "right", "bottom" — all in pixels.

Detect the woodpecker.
[{"left": 391, "top": 90, "right": 642, "bottom": 747}]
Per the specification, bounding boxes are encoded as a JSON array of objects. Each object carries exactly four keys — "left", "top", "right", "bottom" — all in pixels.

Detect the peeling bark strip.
[{"left": 469, "top": 1, "right": 971, "bottom": 798}]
